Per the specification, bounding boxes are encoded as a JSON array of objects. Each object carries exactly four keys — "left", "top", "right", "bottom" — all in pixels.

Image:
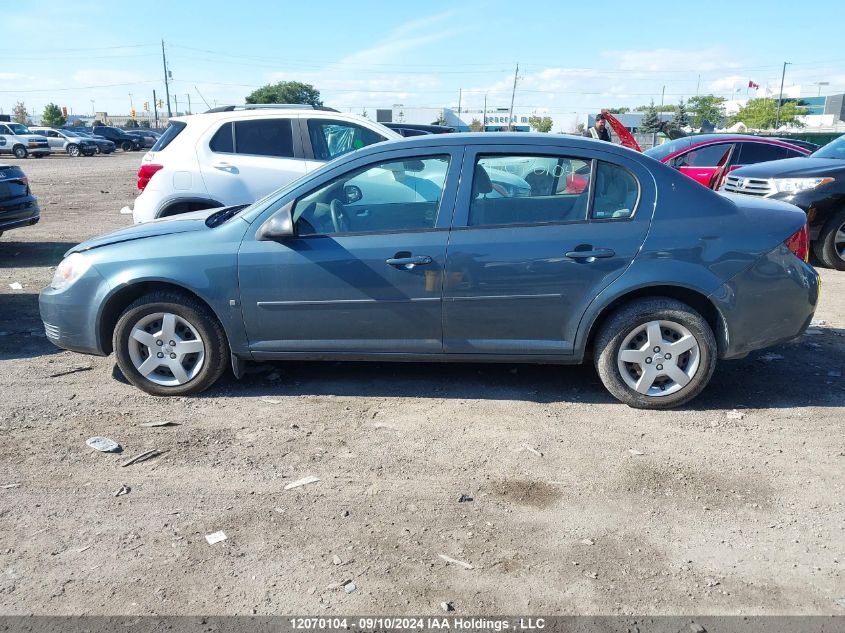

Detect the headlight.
[
  {"left": 773, "top": 177, "right": 834, "bottom": 193},
  {"left": 51, "top": 253, "right": 91, "bottom": 290}
]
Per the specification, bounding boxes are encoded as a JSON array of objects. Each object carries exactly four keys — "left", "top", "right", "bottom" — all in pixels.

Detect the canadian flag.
[{"left": 748, "top": 80, "right": 760, "bottom": 89}]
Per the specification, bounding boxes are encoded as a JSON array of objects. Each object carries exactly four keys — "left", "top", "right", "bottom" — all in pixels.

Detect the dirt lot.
[{"left": 0, "top": 152, "right": 843, "bottom": 616}]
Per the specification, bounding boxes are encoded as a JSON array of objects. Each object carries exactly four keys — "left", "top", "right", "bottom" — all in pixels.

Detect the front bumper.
[
  {"left": 39, "top": 266, "right": 110, "bottom": 356},
  {"left": 710, "top": 244, "right": 820, "bottom": 359}
]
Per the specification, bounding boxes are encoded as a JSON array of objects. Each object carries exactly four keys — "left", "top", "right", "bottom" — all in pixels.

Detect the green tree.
[
  {"left": 729, "top": 98, "right": 805, "bottom": 129},
  {"left": 673, "top": 98, "right": 690, "bottom": 127},
  {"left": 469, "top": 118, "right": 484, "bottom": 132},
  {"left": 639, "top": 101, "right": 661, "bottom": 133},
  {"left": 528, "top": 115, "right": 553, "bottom": 133},
  {"left": 13, "top": 101, "right": 28, "bottom": 124},
  {"left": 635, "top": 103, "right": 676, "bottom": 113},
  {"left": 434, "top": 111, "right": 447, "bottom": 126},
  {"left": 687, "top": 95, "right": 726, "bottom": 128},
  {"left": 140, "top": 120, "right": 151, "bottom": 128},
  {"left": 245, "top": 81, "right": 322, "bottom": 106},
  {"left": 573, "top": 122, "right": 586, "bottom": 135},
  {"left": 41, "top": 103, "right": 66, "bottom": 127},
  {"left": 607, "top": 107, "right": 630, "bottom": 114}
]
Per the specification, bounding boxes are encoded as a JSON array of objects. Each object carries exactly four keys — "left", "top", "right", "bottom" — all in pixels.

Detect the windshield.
[
  {"left": 644, "top": 137, "right": 693, "bottom": 161},
  {"left": 7, "top": 123, "right": 31, "bottom": 135},
  {"left": 812, "top": 135, "right": 845, "bottom": 160}
]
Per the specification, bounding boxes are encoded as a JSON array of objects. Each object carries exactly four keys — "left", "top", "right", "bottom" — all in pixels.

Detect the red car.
[{"left": 644, "top": 134, "right": 811, "bottom": 188}]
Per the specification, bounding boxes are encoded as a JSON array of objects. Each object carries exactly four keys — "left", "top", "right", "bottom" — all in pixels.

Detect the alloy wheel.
[
  {"left": 835, "top": 221, "right": 845, "bottom": 262},
  {"left": 616, "top": 320, "right": 701, "bottom": 397},
  {"left": 126, "top": 312, "right": 205, "bottom": 387}
]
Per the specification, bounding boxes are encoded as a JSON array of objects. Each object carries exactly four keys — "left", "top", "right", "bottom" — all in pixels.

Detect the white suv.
[{"left": 131, "top": 105, "right": 401, "bottom": 223}]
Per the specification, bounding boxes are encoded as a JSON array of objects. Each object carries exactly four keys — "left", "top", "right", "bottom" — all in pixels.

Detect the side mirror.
[
  {"left": 344, "top": 185, "right": 362, "bottom": 204},
  {"left": 256, "top": 202, "right": 295, "bottom": 240}
]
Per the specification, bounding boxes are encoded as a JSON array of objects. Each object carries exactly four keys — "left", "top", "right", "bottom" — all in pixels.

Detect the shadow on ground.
[
  {"left": 0, "top": 241, "right": 76, "bottom": 268},
  {"left": 194, "top": 327, "right": 845, "bottom": 410}
]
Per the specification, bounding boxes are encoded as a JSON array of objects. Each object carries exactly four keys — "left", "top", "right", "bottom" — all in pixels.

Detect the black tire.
[
  {"left": 13, "top": 146, "right": 27, "bottom": 159},
  {"left": 121, "top": 141, "right": 133, "bottom": 152},
  {"left": 812, "top": 210, "right": 845, "bottom": 271},
  {"left": 113, "top": 291, "right": 229, "bottom": 396},
  {"left": 594, "top": 297, "right": 718, "bottom": 409},
  {"left": 67, "top": 144, "right": 80, "bottom": 157}
]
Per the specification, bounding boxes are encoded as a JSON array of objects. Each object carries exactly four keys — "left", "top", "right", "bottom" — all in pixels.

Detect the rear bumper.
[
  {"left": 0, "top": 198, "right": 40, "bottom": 231},
  {"left": 710, "top": 244, "right": 820, "bottom": 359}
]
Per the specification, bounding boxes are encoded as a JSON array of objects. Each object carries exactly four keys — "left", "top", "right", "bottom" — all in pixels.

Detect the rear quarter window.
[{"left": 151, "top": 121, "right": 187, "bottom": 152}]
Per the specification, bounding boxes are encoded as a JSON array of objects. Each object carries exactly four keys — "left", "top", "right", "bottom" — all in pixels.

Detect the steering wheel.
[{"left": 329, "top": 199, "right": 350, "bottom": 233}]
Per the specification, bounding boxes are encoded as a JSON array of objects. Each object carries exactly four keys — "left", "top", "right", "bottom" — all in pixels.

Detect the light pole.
[
  {"left": 775, "top": 61, "right": 791, "bottom": 129},
  {"left": 90, "top": 100, "right": 95, "bottom": 116},
  {"left": 814, "top": 81, "right": 830, "bottom": 97}
]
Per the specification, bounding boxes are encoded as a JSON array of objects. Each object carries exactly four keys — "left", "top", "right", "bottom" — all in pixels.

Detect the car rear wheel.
[
  {"left": 13, "top": 146, "right": 27, "bottom": 159},
  {"left": 121, "top": 141, "right": 133, "bottom": 152},
  {"left": 67, "top": 144, "right": 80, "bottom": 157},
  {"left": 812, "top": 210, "right": 845, "bottom": 271},
  {"left": 594, "top": 297, "right": 717, "bottom": 409},
  {"left": 113, "top": 291, "right": 229, "bottom": 396}
]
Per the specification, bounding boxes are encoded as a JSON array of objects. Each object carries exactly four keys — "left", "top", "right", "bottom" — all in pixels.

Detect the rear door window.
[
  {"left": 307, "top": 120, "right": 388, "bottom": 161},
  {"left": 735, "top": 142, "right": 787, "bottom": 165},
  {"left": 468, "top": 154, "right": 593, "bottom": 226},
  {"left": 233, "top": 119, "right": 294, "bottom": 157}
]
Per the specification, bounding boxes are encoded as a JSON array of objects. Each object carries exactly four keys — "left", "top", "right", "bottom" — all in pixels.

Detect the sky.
[{"left": 2, "top": 0, "right": 845, "bottom": 132}]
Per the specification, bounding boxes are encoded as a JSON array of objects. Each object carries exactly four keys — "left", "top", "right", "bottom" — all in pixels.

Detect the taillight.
[
  {"left": 137, "top": 164, "right": 163, "bottom": 190},
  {"left": 784, "top": 224, "right": 809, "bottom": 262}
]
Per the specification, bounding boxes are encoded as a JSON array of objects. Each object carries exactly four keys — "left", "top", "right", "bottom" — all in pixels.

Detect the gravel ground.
[{"left": 0, "top": 152, "right": 843, "bottom": 616}]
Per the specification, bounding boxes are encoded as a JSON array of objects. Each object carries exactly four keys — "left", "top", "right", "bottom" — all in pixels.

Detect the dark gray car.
[{"left": 39, "top": 134, "right": 819, "bottom": 408}]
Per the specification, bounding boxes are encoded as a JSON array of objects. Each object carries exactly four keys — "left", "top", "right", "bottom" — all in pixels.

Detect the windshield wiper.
[{"left": 205, "top": 204, "right": 250, "bottom": 228}]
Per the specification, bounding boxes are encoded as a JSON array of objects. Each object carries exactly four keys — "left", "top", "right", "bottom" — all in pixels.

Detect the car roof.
[
  {"left": 168, "top": 108, "right": 381, "bottom": 126},
  {"left": 362, "top": 131, "right": 644, "bottom": 158}
]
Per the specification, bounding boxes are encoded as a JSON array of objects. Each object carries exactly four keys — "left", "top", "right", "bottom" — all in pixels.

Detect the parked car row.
[{"left": 0, "top": 123, "right": 159, "bottom": 158}]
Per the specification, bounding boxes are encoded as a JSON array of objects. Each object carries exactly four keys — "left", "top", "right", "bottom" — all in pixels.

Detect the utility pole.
[
  {"left": 696, "top": 74, "right": 700, "bottom": 97},
  {"left": 483, "top": 93, "right": 487, "bottom": 132},
  {"left": 161, "top": 39, "right": 172, "bottom": 118},
  {"left": 153, "top": 89, "right": 159, "bottom": 128},
  {"left": 174, "top": 94, "right": 179, "bottom": 115},
  {"left": 457, "top": 89, "right": 462, "bottom": 116},
  {"left": 186, "top": 93, "right": 192, "bottom": 115},
  {"left": 775, "top": 61, "right": 791, "bottom": 129},
  {"left": 507, "top": 63, "right": 519, "bottom": 131}
]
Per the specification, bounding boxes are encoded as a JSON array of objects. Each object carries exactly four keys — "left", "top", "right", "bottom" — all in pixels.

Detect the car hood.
[
  {"left": 731, "top": 156, "right": 844, "bottom": 178},
  {"left": 67, "top": 209, "right": 218, "bottom": 255}
]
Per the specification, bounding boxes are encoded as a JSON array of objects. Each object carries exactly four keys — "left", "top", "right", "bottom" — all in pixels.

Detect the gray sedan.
[{"left": 39, "top": 134, "right": 819, "bottom": 408}]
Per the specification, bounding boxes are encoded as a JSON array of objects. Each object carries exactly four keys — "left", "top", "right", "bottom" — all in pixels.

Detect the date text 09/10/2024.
[{"left": 289, "top": 618, "right": 547, "bottom": 631}]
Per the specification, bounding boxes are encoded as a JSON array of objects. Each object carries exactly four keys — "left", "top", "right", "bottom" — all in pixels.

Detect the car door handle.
[
  {"left": 212, "top": 162, "right": 237, "bottom": 172},
  {"left": 565, "top": 248, "right": 615, "bottom": 260},
  {"left": 385, "top": 255, "right": 433, "bottom": 269}
]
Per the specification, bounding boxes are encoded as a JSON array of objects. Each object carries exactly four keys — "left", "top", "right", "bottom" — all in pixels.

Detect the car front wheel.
[
  {"left": 594, "top": 298, "right": 717, "bottom": 409},
  {"left": 113, "top": 291, "right": 229, "bottom": 396},
  {"left": 121, "top": 141, "right": 133, "bottom": 151},
  {"left": 13, "top": 146, "right": 27, "bottom": 159},
  {"left": 67, "top": 144, "right": 80, "bottom": 157},
  {"left": 812, "top": 210, "right": 845, "bottom": 271}
]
